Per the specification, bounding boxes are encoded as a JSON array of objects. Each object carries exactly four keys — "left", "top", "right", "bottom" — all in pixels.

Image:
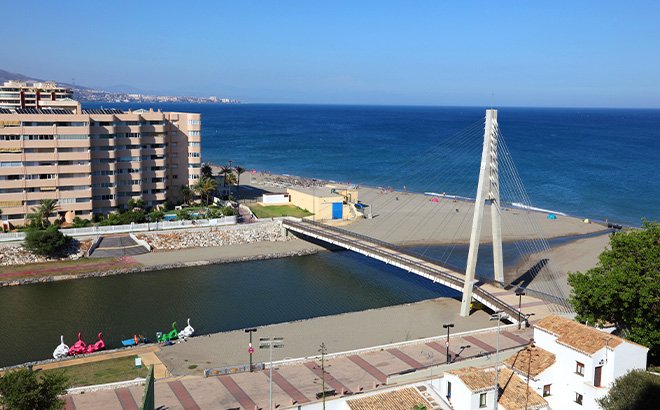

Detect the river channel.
[{"left": 0, "top": 233, "right": 606, "bottom": 367}]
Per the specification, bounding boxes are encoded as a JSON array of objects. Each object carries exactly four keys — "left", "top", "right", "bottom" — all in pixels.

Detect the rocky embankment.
[
  {"left": 136, "top": 221, "right": 288, "bottom": 251},
  {"left": 0, "top": 240, "right": 90, "bottom": 267}
]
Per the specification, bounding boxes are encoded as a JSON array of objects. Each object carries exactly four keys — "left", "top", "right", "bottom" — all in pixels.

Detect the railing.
[
  {"left": 283, "top": 219, "right": 521, "bottom": 320},
  {"left": 0, "top": 216, "right": 238, "bottom": 243}
]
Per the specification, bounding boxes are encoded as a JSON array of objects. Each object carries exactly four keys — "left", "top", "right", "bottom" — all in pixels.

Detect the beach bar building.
[{"left": 287, "top": 186, "right": 349, "bottom": 221}]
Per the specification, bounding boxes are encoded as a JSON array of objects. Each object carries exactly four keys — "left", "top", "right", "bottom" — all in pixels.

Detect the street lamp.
[
  {"left": 244, "top": 328, "right": 257, "bottom": 372},
  {"left": 515, "top": 289, "right": 526, "bottom": 329},
  {"left": 259, "top": 337, "right": 284, "bottom": 410},
  {"left": 453, "top": 344, "right": 471, "bottom": 363},
  {"left": 490, "top": 311, "right": 505, "bottom": 409},
  {"left": 443, "top": 323, "right": 454, "bottom": 364},
  {"left": 319, "top": 342, "right": 328, "bottom": 410}
]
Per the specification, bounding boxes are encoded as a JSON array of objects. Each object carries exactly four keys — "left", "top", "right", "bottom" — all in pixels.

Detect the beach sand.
[
  {"left": 345, "top": 186, "right": 604, "bottom": 245},
  {"left": 156, "top": 297, "right": 493, "bottom": 376}
]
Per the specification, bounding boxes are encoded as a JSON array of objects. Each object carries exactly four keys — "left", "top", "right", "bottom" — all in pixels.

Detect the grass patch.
[
  {"left": 0, "top": 257, "right": 141, "bottom": 283},
  {"left": 248, "top": 204, "right": 313, "bottom": 219},
  {"left": 188, "top": 364, "right": 198, "bottom": 370},
  {"left": 40, "top": 356, "right": 149, "bottom": 387}
]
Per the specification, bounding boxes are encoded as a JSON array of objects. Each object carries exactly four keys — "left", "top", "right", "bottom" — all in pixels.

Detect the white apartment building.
[
  {"left": 524, "top": 315, "right": 648, "bottom": 409},
  {"left": 0, "top": 80, "right": 74, "bottom": 109}
]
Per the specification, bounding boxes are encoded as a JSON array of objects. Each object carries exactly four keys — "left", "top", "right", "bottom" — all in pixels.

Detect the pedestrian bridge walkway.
[{"left": 282, "top": 218, "right": 539, "bottom": 324}]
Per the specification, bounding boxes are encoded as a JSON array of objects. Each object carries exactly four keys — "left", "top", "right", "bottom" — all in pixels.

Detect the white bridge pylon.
[{"left": 460, "top": 109, "right": 504, "bottom": 317}]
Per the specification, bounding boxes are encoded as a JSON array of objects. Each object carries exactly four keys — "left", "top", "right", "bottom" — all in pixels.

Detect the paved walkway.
[{"left": 65, "top": 325, "right": 533, "bottom": 409}]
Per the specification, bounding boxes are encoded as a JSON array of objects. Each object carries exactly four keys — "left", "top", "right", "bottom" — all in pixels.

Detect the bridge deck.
[{"left": 283, "top": 219, "right": 558, "bottom": 323}]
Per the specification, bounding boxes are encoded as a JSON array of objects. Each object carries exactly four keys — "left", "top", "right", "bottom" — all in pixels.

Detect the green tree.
[
  {"left": 27, "top": 199, "right": 59, "bottom": 229},
  {"left": 127, "top": 198, "right": 145, "bottom": 210},
  {"left": 23, "top": 225, "right": 70, "bottom": 257},
  {"left": 568, "top": 221, "right": 660, "bottom": 361},
  {"left": 194, "top": 176, "right": 218, "bottom": 205},
  {"left": 180, "top": 185, "right": 193, "bottom": 204},
  {"left": 201, "top": 163, "right": 213, "bottom": 179},
  {"left": 148, "top": 210, "right": 164, "bottom": 222},
  {"left": 598, "top": 369, "right": 660, "bottom": 410},
  {"left": 0, "top": 367, "right": 69, "bottom": 410}
]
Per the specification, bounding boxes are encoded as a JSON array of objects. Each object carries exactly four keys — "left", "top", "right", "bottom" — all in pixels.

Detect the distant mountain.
[
  {"left": 0, "top": 68, "right": 44, "bottom": 83},
  {"left": 0, "top": 68, "right": 239, "bottom": 104}
]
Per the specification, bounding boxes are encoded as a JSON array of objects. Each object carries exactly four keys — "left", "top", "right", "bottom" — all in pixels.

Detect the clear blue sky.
[{"left": 2, "top": 1, "right": 659, "bottom": 107}]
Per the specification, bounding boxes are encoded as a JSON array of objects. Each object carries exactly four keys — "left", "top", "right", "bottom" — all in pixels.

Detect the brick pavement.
[{"left": 66, "top": 325, "right": 533, "bottom": 409}]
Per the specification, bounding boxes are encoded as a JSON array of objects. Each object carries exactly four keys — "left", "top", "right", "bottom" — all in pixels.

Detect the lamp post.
[
  {"left": 490, "top": 311, "right": 504, "bottom": 409},
  {"left": 453, "top": 344, "right": 471, "bottom": 363},
  {"left": 515, "top": 289, "right": 526, "bottom": 329},
  {"left": 244, "top": 328, "right": 257, "bottom": 372},
  {"left": 442, "top": 323, "right": 454, "bottom": 364},
  {"left": 259, "top": 337, "right": 284, "bottom": 410},
  {"left": 319, "top": 342, "right": 327, "bottom": 409}
]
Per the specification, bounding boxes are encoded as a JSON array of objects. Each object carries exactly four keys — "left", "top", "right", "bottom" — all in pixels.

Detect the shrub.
[
  {"left": 71, "top": 217, "right": 92, "bottom": 228},
  {"left": 0, "top": 368, "right": 69, "bottom": 410},
  {"left": 23, "top": 226, "right": 70, "bottom": 257}
]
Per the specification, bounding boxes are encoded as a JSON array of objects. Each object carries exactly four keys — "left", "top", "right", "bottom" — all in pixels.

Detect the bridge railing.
[
  {"left": 294, "top": 219, "right": 465, "bottom": 273},
  {"left": 284, "top": 219, "right": 521, "bottom": 321}
]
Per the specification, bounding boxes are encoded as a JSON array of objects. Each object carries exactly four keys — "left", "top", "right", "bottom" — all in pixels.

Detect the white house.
[
  {"left": 517, "top": 315, "right": 649, "bottom": 409},
  {"left": 440, "top": 366, "right": 548, "bottom": 410}
]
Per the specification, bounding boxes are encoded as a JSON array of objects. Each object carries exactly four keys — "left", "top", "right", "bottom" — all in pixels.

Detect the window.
[
  {"left": 543, "top": 384, "right": 551, "bottom": 397},
  {"left": 446, "top": 381, "right": 451, "bottom": 399},
  {"left": 575, "top": 392, "right": 583, "bottom": 405},
  {"left": 189, "top": 130, "right": 201, "bottom": 136},
  {"left": 479, "top": 392, "right": 487, "bottom": 408},
  {"left": 576, "top": 362, "right": 584, "bottom": 376}
]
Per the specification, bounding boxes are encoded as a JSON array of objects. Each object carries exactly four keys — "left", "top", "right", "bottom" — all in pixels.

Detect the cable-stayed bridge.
[{"left": 282, "top": 109, "right": 576, "bottom": 323}]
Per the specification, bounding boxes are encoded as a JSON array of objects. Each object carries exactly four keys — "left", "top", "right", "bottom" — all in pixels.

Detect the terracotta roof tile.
[
  {"left": 504, "top": 345, "right": 556, "bottom": 378},
  {"left": 535, "top": 315, "right": 626, "bottom": 355},
  {"left": 347, "top": 387, "right": 431, "bottom": 410},
  {"left": 447, "top": 366, "right": 496, "bottom": 392},
  {"left": 498, "top": 368, "right": 548, "bottom": 410}
]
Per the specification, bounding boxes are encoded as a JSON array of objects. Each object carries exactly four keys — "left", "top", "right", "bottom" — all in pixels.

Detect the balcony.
[
  {"left": 58, "top": 152, "right": 91, "bottom": 161},
  {"left": 59, "top": 177, "right": 92, "bottom": 186},
  {"left": 24, "top": 165, "right": 58, "bottom": 174},
  {"left": 24, "top": 178, "right": 58, "bottom": 188},
  {"left": 58, "top": 164, "right": 91, "bottom": 174},
  {"left": 59, "top": 202, "right": 93, "bottom": 212},
  {"left": 23, "top": 140, "right": 57, "bottom": 149},
  {"left": 26, "top": 191, "right": 57, "bottom": 201},
  {"left": 59, "top": 189, "right": 92, "bottom": 200}
]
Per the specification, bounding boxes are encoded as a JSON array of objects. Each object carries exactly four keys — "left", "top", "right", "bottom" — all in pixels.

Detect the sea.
[
  {"left": 90, "top": 103, "right": 660, "bottom": 227},
  {"left": 2, "top": 104, "right": 658, "bottom": 366}
]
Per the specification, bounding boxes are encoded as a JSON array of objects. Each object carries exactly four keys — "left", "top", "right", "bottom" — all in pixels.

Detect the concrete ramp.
[{"left": 89, "top": 234, "right": 150, "bottom": 258}]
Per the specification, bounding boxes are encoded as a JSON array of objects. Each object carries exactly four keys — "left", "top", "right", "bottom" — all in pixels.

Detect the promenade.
[{"left": 64, "top": 320, "right": 534, "bottom": 409}]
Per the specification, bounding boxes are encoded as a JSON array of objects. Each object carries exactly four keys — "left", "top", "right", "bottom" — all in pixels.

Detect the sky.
[{"left": 1, "top": 1, "right": 659, "bottom": 107}]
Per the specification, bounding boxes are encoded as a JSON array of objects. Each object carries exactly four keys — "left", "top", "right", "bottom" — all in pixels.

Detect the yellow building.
[{"left": 287, "top": 187, "right": 350, "bottom": 221}]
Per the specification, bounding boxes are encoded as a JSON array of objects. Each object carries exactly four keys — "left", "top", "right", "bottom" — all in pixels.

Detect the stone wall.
[
  {"left": 0, "top": 240, "right": 90, "bottom": 266},
  {"left": 136, "top": 221, "right": 288, "bottom": 251}
]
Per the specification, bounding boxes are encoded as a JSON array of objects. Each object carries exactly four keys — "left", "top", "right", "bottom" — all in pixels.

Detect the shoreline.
[{"left": 0, "top": 227, "right": 611, "bottom": 288}]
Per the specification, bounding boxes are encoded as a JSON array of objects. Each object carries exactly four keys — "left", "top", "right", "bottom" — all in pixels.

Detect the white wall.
[
  {"left": 441, "top": 373, "right": 495, "bottom": 410},
  {"left": 262, "top": 194, "right": 290, "bottom": 204}
]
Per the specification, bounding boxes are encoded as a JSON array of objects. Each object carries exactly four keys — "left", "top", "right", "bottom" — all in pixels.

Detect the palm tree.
[
  {"left": 201, "top": 163, "right": 213, "bottom": 179},
  {"left": 220, "top": 165, "right": 233, "bottom": 183},
  {"left": 180, "top": 185, "right": 193, "bottom": 204},
  {"left": 29, "top": 199, "right": 59, "bottom": 229},
  {"left": 235, "top": 166, "right": 246, "bottom": 202},
  {"left": 194, "top": 176, "right": 218, "bottom": 205}
]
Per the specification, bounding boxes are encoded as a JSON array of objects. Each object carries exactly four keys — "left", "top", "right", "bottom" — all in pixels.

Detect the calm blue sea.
[{"left": 90, "top": 103, "right": 660, "bottom": 226}]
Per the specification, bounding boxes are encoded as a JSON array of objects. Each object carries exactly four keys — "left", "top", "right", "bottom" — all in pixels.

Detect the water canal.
[{"left": 0, "top": 233, "right": 606, "bottom": 367}]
